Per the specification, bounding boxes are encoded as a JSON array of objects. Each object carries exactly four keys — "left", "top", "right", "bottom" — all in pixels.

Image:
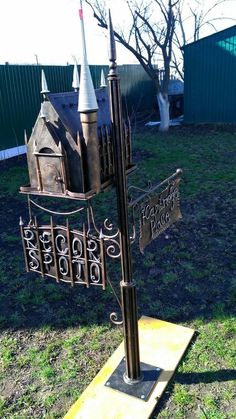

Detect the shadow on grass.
[
  {"left": 176, "top": 369, "right": 236, "bottom": 384},
  {"left": 151, "top": 368, "right": 236, "bottom": 418}
]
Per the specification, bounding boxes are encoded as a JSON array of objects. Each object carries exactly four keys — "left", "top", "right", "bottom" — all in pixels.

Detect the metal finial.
[
  {"left": 100, "top": 69, "right": 107, "bottom": 88},
  {"left": 99, "top": 228, "right": 104, "bottom": 239},
  {"left": 24, "top": 129, "right": 28, "bottom": 145},
  {"left": 72, "top": 59, "right": 80, "bottom": 91},
  {"left": 78, "top": 3, "right": 98, "bottom": 112},
  {"left": 19, "top": 216, "right": 24, "bottom": 226},
  {"left": 108, "top": 9, "right": 117, "bottom": 68},
  {"left": 40, "top": 69, "right": 50, "bottom": 94}
]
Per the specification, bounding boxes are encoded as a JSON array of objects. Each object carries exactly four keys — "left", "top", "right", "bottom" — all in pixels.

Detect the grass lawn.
[{"left": 0, "top": 125, "right": 235, "bottom": 418}]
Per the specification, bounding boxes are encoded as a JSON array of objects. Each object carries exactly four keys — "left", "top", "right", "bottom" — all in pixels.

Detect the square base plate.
[
  {"left": 105, "top": 358, "right": 162, "bottom": 401},
  {"left": 64, "top": 316, "right": 195, "bottom": 419}
]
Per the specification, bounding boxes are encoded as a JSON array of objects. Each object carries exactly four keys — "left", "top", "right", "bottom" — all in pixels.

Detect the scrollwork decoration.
[
  {"left": 110, "top": 312, "right": 123, "bottom": 325},
  {"left": 39, "top": 231, "right": 52, "bottom": 252},
  {"left": 72, "top": 237, "right": 83, "bottom": 258},
  {"left": 105, "top": 238, "right": 121, "bottom": 259},
  {"left": 28, "top": 250, "right": 39, "bottom": 270},
  {"left": 24, "top": 229, "right": 37, "bottom": 249},
  {"left": 87, "top": 239, "right": 100, "bottom": 263},
  {"left": 99, "top": 221, "right": 121, "bottom": 260},
  {"left": 59, "top": 256, "right": 69, "bottom": 276},
  {"left": 90, "top": 262, "right": 101, "bottom": 283},
  {"left": 55, "top": 234, "right": 68, "bottom": 255},
  {"left": 43, "top": 253, "right": 53, "bottom": 266}
]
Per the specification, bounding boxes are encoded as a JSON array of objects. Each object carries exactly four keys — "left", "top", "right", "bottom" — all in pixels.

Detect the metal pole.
[{"left": 107, "top": 10, "right": 142, "bottom": 384}]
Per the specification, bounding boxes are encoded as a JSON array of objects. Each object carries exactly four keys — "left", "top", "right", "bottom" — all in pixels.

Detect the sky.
[{"left": 0, "top": 0, "right": 235, "bottom": 66}]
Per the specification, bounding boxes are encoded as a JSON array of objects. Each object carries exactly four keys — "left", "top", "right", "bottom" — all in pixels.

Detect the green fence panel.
[
  {"left": 184, "top": 25, "right": 236, "bottom": 123},
  {"left": 0, "top": 64, "right": 154, "bottom": 150}
]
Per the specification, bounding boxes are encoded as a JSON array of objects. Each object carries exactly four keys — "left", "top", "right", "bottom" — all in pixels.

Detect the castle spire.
[
  {"left": 40, "top": 69, "right": 50, "bottom": 95},
  {"left": 100, "top": 69, "right": 107, "bottom": 88},
  {"left": 78, "top": 1, "right": 98, "bottom": 112},
  {"left": 77, "top": 1, "right": 100, "bottom": 193},
  {"left": 72, "top": 58, "right": 80, "bottom": 91}
]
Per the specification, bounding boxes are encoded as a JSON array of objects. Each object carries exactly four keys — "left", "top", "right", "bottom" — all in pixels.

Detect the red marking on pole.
[{"left": 79, "top": 9, "right": 83, "bottom": 20}]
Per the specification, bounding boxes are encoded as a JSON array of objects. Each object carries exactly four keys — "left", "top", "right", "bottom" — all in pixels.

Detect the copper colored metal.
[
  {"left": 20, "top": 217, "right": 107, "bottom": 288},
  {"left": 139, "top": 178, "right": 182, "bottom": 253},
  {"left": 20, "top": 89, "right": 134, "bottom": 200},
  {"left": 107, "top": 10, "right": 142, "bottom": 383},
  {"left": 80, "top": 111, "right": 101, "bottom": 193}
]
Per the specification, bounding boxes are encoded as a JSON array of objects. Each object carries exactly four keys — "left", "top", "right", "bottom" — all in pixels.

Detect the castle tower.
[{"left": 78, "top": 2, "right": 101, "bottom": 193}]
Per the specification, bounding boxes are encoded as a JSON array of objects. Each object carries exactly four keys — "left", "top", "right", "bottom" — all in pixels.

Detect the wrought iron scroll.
[
  {"left": 86, "top": 203, "right": 121, "bottom": 260},
  {"left": 20, "top": 217, "right": 106, "bottom": 289},
  {"left": 20, "top": 199, "right": 123, "bottom": 322},
  {"left": 84, "top": 204, "right": 123, "bottom": 323}
]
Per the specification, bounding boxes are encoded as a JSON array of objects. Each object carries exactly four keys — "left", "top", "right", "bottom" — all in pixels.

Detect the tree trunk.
[{"left": 157, "top": 92, "right": 170, "bottom": 132}]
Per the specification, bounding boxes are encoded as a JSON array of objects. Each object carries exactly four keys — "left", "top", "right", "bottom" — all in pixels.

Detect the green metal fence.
[
  {"left": 0, "top": 64, "right": 154, "bottom": 151},
  {"left": 184, "top": 25, "right": 236, "bottom": 124}
]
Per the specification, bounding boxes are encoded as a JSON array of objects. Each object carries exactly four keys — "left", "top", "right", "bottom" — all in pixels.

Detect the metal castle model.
[{"left": 20, "top": 11, "right": 133, "bottom": 200}]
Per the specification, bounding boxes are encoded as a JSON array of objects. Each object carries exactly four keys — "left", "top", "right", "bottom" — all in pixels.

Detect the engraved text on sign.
[{"left": 139, "top": 179, "right": 182, "bottom": 252}]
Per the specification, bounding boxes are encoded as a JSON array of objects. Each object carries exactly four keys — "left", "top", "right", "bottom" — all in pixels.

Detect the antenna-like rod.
[
  {"left": 79, "top": 0, "right": 87, "bottom": 62},
  {"left": 108, "top": 9, "right": 117, "bottom": 72}
]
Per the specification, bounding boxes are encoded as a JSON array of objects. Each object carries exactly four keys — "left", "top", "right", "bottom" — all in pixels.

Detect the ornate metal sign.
[
  {"left": 20, "top": 218, "right": 107, "bottom": 289},
  {"left": 139, "top": 178, "right": 182, "bottom": 253}
]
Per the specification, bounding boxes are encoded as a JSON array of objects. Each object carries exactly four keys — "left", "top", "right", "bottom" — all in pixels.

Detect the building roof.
[
  {"left": 46, "top": 89, "right": 110, "bottom": 140},
  {"left": 183, "top": 24, "right": 236, "bottom": 49}
]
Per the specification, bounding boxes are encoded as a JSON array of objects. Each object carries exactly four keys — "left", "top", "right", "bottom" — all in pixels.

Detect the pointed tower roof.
[
  {"left": 40, "top": 69, "right": 50, "bottom": 94},
  {"left": 78, "top": 2, "right": 98, "bottom": 113},
  {"left": 100, "top": 69, "right": 107, "bottom": 88},
  {"left": 72, "top": 58, "right": 80, "bottom": 91}
]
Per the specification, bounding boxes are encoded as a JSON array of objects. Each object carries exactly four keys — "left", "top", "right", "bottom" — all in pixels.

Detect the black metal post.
[{"left": 107, "top": 11, "right": 142, "bottom": 384}]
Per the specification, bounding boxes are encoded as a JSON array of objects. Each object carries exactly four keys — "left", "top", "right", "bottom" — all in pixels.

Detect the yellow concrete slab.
[{"left": 64, "top": 316, "right": 195, "bottom": 419}]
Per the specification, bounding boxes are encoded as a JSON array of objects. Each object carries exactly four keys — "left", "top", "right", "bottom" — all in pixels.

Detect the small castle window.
[{"left": 39, "top": 147, "right": 54, "bottom": 154}]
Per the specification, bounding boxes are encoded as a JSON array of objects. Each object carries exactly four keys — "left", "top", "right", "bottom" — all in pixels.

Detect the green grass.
[{"left": 0, "top": 125, "right": 236, "bottom": 417}]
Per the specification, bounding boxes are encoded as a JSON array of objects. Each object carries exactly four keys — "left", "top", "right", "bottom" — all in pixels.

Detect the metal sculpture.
[{"left": 19, "top": 5, "right": 182, "bottom": 402}]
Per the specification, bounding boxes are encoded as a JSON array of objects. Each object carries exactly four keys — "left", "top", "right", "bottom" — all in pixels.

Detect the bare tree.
[
  {"left": 85, "top": 0, "right": 179, "bottom": 131},
  {"left": 173, "top": 0, "right": 236, "bottom": 80},
  {"left": 85, "top": 0, "right": 234, "bottom": 130}
]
